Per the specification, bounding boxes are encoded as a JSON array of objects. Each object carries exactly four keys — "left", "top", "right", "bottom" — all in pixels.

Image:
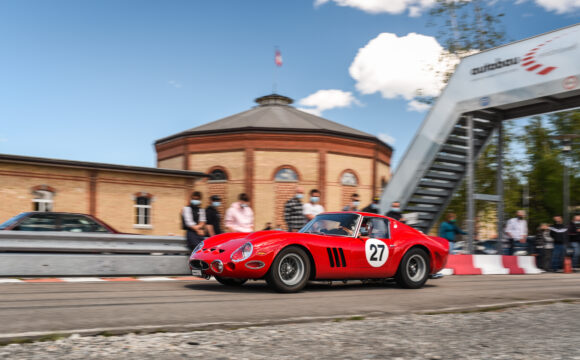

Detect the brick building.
[
  {"left": 0, "top": 154, "right": 207, "bottom": 235},
  {"left": 155, "top": 94, "right": 393, "bottom": 230}
]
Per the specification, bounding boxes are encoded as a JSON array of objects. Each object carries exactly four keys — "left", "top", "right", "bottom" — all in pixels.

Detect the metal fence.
[{"left": 0, "top": 231, "right": 191, "bottom": 277}]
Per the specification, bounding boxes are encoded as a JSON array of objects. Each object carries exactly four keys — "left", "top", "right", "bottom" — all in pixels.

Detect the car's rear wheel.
[
  {"left": 214, "top": 276, "right": 247, "bottom": 286},
  {"left": 266, "top": 246, "right": 311, "bottom": 293},
  {"left": 395, "top": 247, "right": 430, "bottom": 289}
]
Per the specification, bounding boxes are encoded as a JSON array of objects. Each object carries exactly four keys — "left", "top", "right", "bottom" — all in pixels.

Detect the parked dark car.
[{"left": 0, "top": 212, "right": 123, "bottom": 233}]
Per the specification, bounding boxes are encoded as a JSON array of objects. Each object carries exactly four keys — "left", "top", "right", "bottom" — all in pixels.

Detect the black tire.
[
  {"left": 266, "top": 246, "right": 311, "bottom": 293},
  {"left": 395, "top": 247, "right": 430, "bottom": 289},
  {"left": 215, "top": 276, "right": 247, "bottom": 286}
]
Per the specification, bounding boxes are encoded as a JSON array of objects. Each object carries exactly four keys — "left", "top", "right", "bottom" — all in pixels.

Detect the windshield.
[
  {"left": 300, "top": 213, "right": 361, "bottom": 237},
  {"left": 0, "top": 213, "right": 29, "bottom": 230}
]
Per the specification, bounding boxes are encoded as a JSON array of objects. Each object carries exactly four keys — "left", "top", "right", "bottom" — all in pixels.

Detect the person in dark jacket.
[
  {"left": 550, "top": 216, "right": 568, "bottom": 271},
  {"left": 205, "top": 195, "right": 223, "bottom": 237},
  {"left": 362, "top": 197, "right": 380, "bottom": 214},
  {"left": 181, "top": 191, "right": 206, "bottom": 251},
  {"left": 385, "top": 201, "right": 403, "bottom": 221},
  {"left": 568, "top": 214, "right": 580, "bottom": 269},
  {"left": 438, "top": 213, "right": 466, "bottom": 254}
]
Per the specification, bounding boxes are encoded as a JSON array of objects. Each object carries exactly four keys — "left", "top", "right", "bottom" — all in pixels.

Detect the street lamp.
[{"left": 552, "top": 134, "right": 579, "bottom": 224}]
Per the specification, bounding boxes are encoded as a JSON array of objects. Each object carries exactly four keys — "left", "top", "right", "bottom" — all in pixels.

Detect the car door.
[
  {"left": 353, "top": 217, "right": 395, "bottom": 277},
  {"left": 59, "top": 214, "right": 109, "bottom": 233}
]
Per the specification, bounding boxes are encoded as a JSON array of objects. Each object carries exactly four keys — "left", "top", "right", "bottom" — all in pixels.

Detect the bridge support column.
[
  {"left": 466, "top": 114, "right": 475, "bottom": 254},
  {"left": 496, "top": 121, "right": 504, "bottom": 254}
]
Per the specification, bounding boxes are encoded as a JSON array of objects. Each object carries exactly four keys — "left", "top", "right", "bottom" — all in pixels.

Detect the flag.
[{"left": 275, "top": 49, "right": 283, "bottom": 67}]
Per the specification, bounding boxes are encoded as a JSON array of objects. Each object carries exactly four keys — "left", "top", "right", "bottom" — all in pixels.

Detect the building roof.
[
  {"left": 0, "top": 153, "right": 209, "bottom": 178},
  {"left": 155, "top": 94, "right": 392, "bottom": 151}
]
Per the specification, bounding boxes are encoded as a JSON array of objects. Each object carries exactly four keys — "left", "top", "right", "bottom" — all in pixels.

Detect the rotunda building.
[{"left": 154, "top": 94, "right": 393, "bottom": 230}]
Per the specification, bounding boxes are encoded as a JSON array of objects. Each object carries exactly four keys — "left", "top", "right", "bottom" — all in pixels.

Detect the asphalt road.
[{"left": 1, "top": 274, "right": 579, "bottom": 337}]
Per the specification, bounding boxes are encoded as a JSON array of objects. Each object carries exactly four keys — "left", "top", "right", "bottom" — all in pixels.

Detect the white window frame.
[
  {"left": 134, "top": 196, "right": 153, "bottom": 229},
  {"left": 32, "top": 190, "right": 54, "bottom": 212}
]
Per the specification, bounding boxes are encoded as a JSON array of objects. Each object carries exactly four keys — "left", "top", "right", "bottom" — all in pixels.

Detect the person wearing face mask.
[
  {"left": 303, "top": 189, "right": 325, "bottom": 222},
  {"left": 225, "top": 193, "right": 254, "bottom": 233},
  {"left": 205, "top": 195, "right": 223, "bottom": 237},
  {"left": 504, "top": 210, "right": 528, "bottom": 256},
  {"left": 385, "top": 201, "right": 403, "bottom": 221},
  {"left": 568, "top": 214, "right": 580, "bottom": 269},
  {"left": 342, "top": 193, "right": 360, "bottom": 211},
  {"left": 438, "top": 213, "right": 466, "bottom": 254},
  {"left": 182, "top": 191, "right": 207, "bottom": 251},
  {"left": 362, "top": 196, "right": 381, "bottom": 214},
  {"left": 284, "top": 186, "right": 306, "bottom": 232}
]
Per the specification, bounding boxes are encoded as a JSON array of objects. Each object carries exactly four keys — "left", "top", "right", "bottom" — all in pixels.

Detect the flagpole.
[{"left": 273, "top": 46, "right": 278, "bottom": 94}]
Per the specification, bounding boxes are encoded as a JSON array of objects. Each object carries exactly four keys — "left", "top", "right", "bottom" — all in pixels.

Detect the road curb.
[{"left": 1, "top": 297, "right": 578, "bottom": 346}]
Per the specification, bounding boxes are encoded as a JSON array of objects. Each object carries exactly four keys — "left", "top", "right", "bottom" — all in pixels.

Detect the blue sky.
[{"left": 0, "top": 0, "right": 578, "bottom": 169}]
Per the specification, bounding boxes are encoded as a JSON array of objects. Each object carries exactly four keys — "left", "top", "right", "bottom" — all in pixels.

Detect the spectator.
[
  {"left": 205, "top": 195, "right": 223, "bottom": 237},
  {"left": 535, "top": 223, "right": 554, "bottom": 271},
  {"left": 342, "top": 193, "right": 360, "bottom": 211},
  {"left": 225, "top": 193, "right": 254, "bottom": 233},
  {"left": 362, "top": 196, "right": 380, "bottom": 214},
  {"left": 438, "top": 213, "right": 466, "bottom": 254},
  {"left": 181, "top": 191, "right": 206, "bottom": 251},
  {"left": 550, "top": 215, "right": 568, "bottom": 271},
  {"left": 568, "top": 214, "right": 580, "bottom": 269},
  {"left": 303, "top": 189, "right": 325, "bottom": 221},
  {"left": 504, "top": 210, "right": 528, "bottom": 255},
  {"left": 385, "top": 201, "right": 403, "bottom": 221},
  {"left": 284, "top": 186, "right": 306, "bottom": 232},
  {"left": 263, "top": 222, "right": 272, "bottom": 230}
]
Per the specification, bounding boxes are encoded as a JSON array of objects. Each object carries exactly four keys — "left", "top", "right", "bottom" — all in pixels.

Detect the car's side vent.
[{"left": 326, "top": 247, "right": 347, "bottom": 268}]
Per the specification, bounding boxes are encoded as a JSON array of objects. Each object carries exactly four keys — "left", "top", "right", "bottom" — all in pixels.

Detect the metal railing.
[{"left": 0, "top": 231, "right": 192, "bottom": 277}]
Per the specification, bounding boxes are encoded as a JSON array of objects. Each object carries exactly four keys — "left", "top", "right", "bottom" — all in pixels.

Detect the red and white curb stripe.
[
  {"left": 442, "top": 255, "right": 543, "bottom": 276},
  {"left": 0, "top": 276, "right": 204, "bottom": 284}
]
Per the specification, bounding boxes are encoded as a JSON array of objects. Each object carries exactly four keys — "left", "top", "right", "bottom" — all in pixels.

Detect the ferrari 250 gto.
[{"left": 189, "top": 211, "right": 449, "bottom": 293}]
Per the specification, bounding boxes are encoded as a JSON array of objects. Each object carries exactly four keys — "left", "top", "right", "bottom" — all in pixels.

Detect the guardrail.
[{"left": 0, "top": 231, "right": 192, "bottom": 277}]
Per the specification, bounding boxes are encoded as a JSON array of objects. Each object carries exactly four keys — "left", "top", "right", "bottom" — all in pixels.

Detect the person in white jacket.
[{"left": 504, "top": 210, "right": 528, "bottom": 255}]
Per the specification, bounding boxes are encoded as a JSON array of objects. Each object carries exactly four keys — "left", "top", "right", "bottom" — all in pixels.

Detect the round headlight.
[{"left": 231, "top": 242, "right": 253, "bottom": 262}]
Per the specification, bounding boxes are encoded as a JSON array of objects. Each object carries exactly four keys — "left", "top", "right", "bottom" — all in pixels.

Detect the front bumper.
[{"left": 189, "top": 251, "right": 270, "bottom": 279}]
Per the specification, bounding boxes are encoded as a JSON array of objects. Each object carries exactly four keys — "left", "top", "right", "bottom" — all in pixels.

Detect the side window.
[
  {"left": 17, "top": 214, "right": 58, "bottom": 231},
  {"left": 361, "top": 217, "right": 390, "bottom": 239},
  {"left": 60, "top": 215, "right": 108, "bottom": 233}
]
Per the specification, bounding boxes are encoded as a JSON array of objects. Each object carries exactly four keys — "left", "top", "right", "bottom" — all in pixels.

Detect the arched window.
[
  {"left": 274, "top": 167, "right": 299, "bottom": 182},
  {"left": 134, "top": 193, "right": 152, "bottom": 227},
  {"left": 341, "top": 171, "right": 358, "bottom": 186},
  {"left": 209, "top": 168, "right": 228, "bottom": 181},
  {"left": 32, "top": 189, "right": 54, "bottom": 212}
]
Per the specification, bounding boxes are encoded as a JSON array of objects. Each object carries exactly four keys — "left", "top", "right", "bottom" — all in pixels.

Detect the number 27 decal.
[{"left": 365, "top": 239, "right": 389, "bottom": 267}]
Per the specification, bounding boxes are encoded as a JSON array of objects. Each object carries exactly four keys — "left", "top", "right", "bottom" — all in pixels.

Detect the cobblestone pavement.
[{"left": 1, "top": 302, "right": 579, "bottom": 360}]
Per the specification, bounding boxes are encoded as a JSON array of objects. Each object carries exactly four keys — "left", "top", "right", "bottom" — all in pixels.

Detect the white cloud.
[
  {"left": 378, "top": 133, "right": 396, "bottom": 145},
  {"left": 298, "top": 89, "right": 360, "bottom": 116},
  {"left": 407, "top": 99, "right": 431, "bottom": 112},
  {"left": 533, "top": 0, "right": 580, "bottom": 13},
  {"left": 349, "top": 32, "right": 459, "bottom": 109},
  {"left": 314, "top": 0, "right": 437, "bottom": 16},
  {"left": 168, "top": 80, "right": 182, "bottom": 88}
]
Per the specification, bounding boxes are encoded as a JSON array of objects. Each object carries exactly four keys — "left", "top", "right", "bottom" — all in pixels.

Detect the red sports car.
[{"left": 189, "top": 212, "right": 449, "bottom": 293}]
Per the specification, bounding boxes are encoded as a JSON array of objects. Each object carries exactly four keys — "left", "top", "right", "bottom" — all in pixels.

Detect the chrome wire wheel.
[
  {"left": 406, "top": 254, "right": 427, "bottom": 282},
  {"left": 278, "top": 253, "right": 305, "bottom": 286}
]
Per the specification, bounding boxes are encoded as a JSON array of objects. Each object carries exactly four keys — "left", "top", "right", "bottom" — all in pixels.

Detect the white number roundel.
[{"left": 365, "top": 238, "right": 389, "bottom": 267}]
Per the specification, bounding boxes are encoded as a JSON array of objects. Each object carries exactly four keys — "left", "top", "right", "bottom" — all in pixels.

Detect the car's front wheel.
[
  {"left": 266, "top": 246, "right": 311, "bottom": 293},
  {"left": 395, "top": 247, "right": 430, "bottom": 289},
  {"left": 215, "top": 276, "right": 247, "bottom": 286}
]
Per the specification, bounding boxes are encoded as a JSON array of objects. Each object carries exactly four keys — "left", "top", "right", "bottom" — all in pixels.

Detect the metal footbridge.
[{"left": 380, "top": 23, "right": 580, "bottom": 243}]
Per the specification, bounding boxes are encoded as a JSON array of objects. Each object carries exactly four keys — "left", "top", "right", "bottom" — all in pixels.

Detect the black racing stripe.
[
  {"left": 326, "top": 248, "right": 335, "bottom": 267},
  {"left": 332, "top": 248, "right": 341, "bottom": 267},
  {"left": 339, "top": 248, "right": 347, "bottom": 267}
]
